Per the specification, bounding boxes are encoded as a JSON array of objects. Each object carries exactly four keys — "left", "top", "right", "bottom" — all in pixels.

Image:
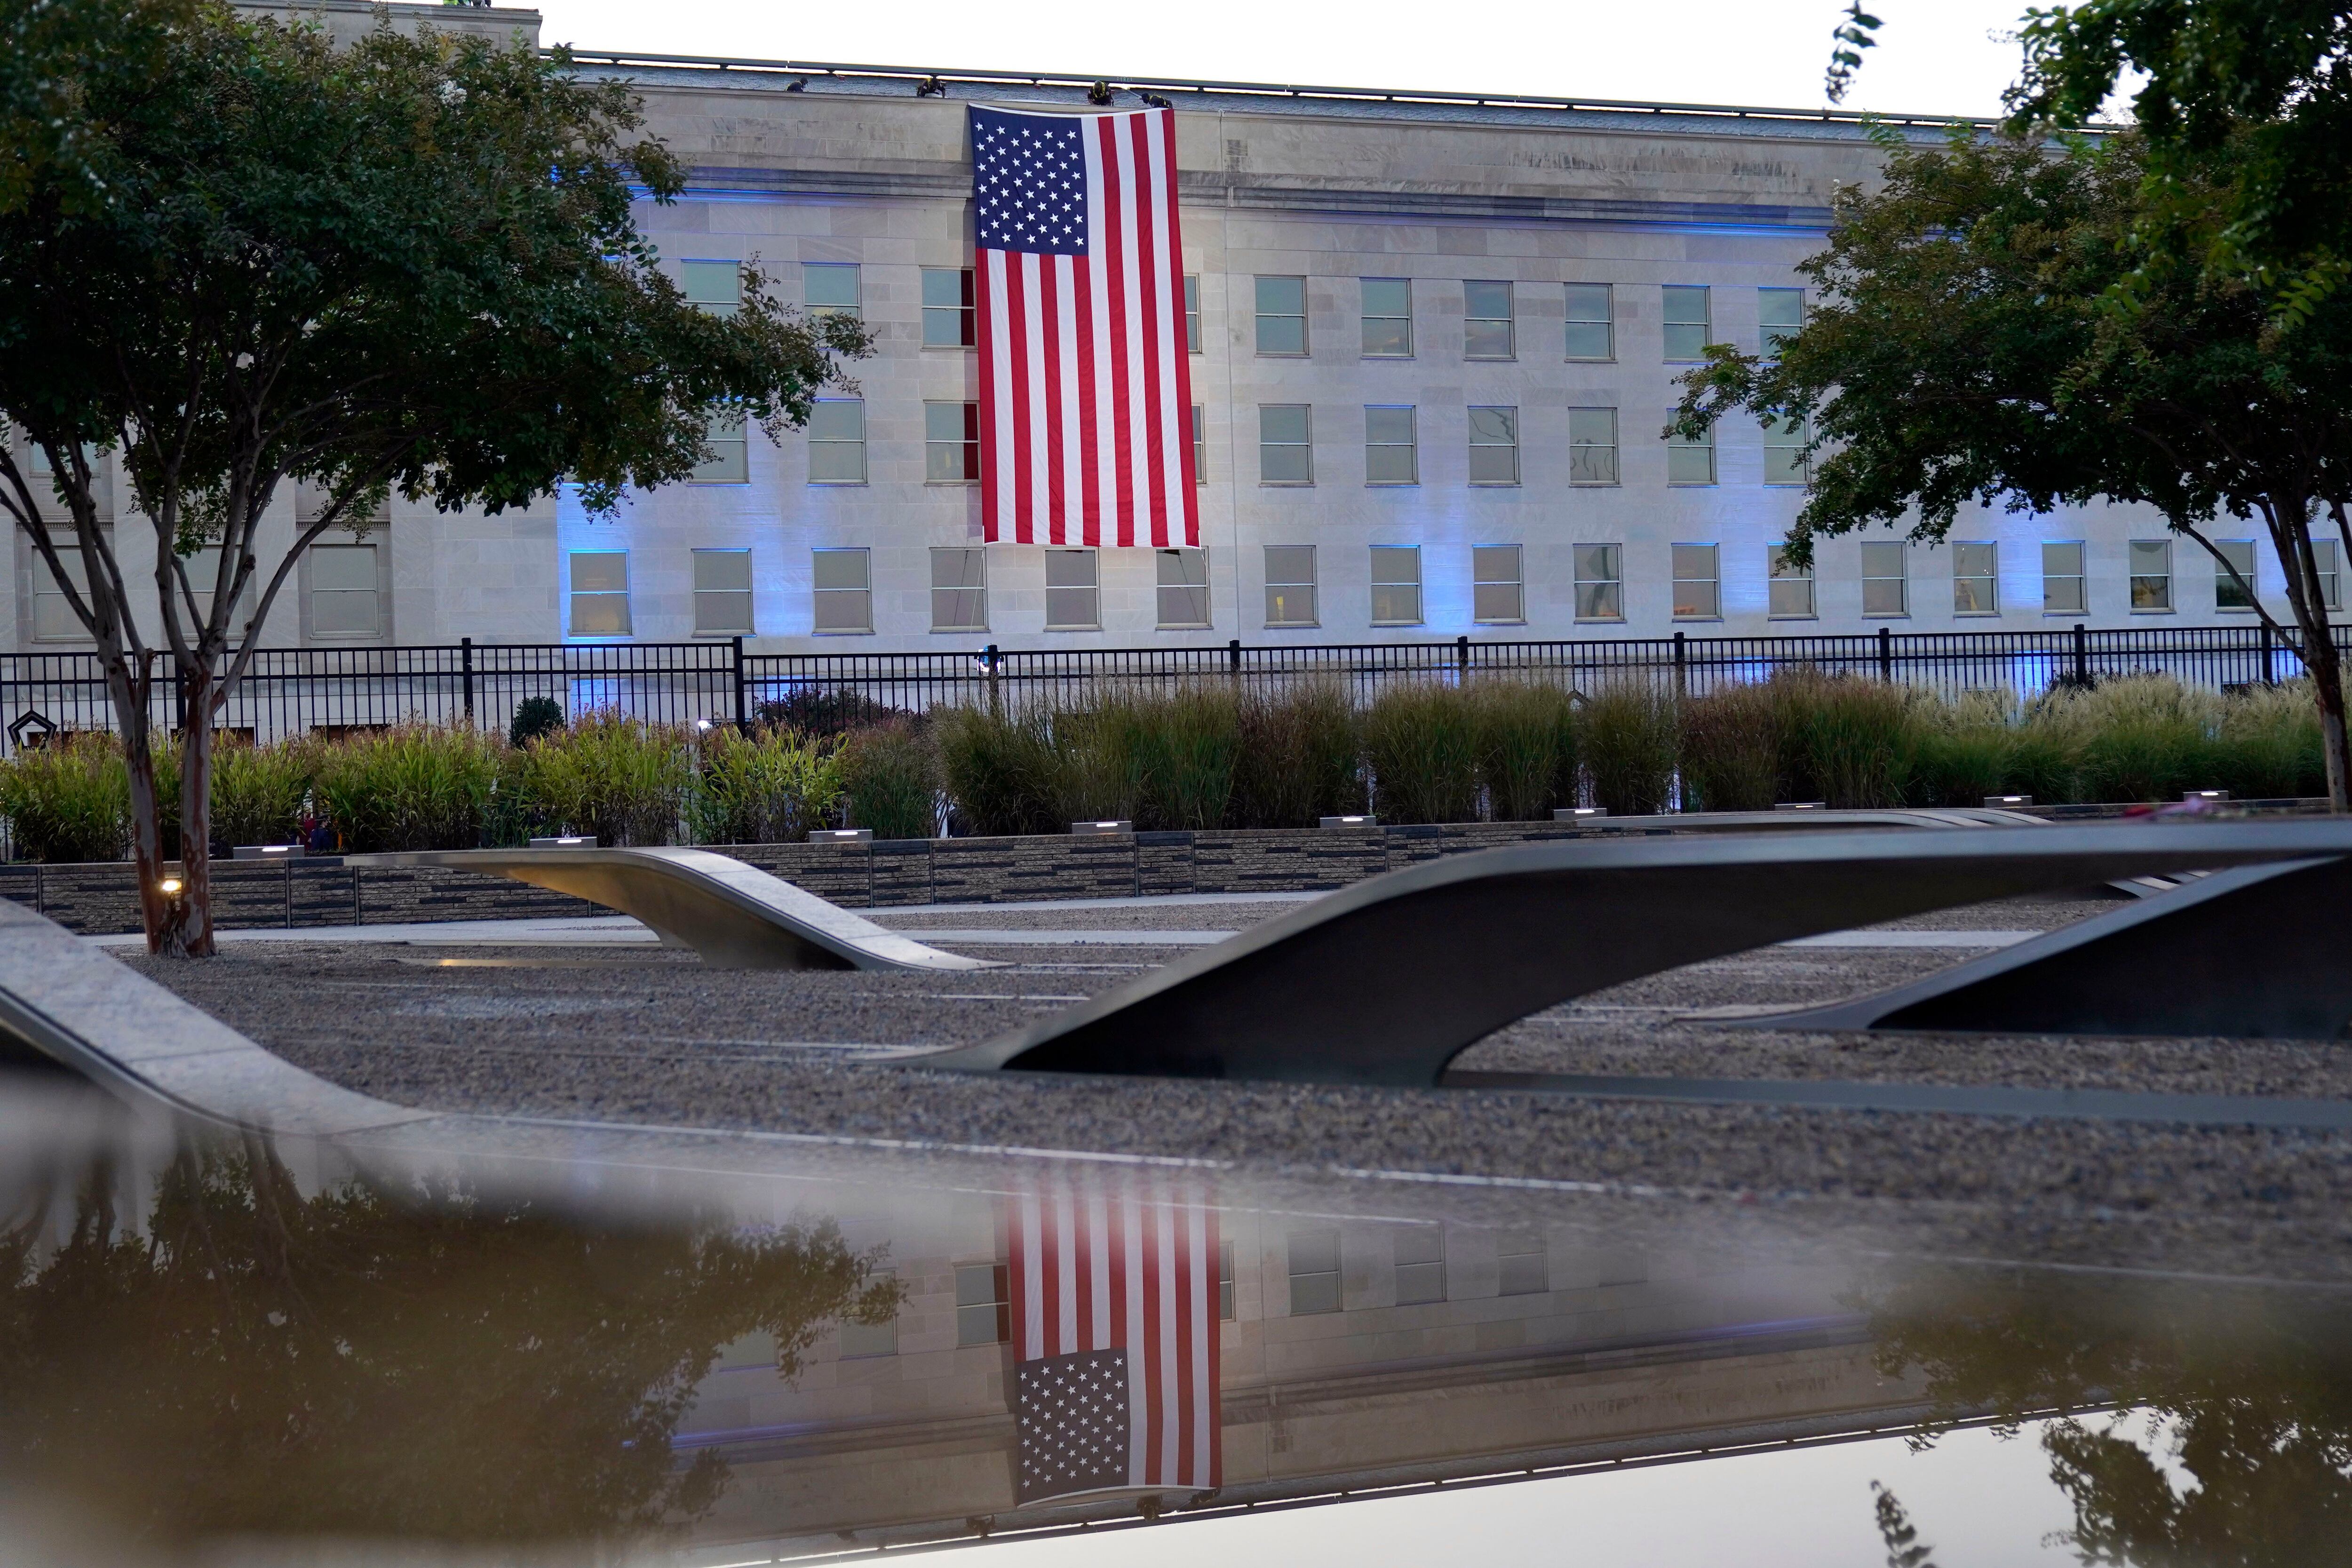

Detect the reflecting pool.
[{"left": 1, "top": 1080, "right": 2344, "bottom": 1566}]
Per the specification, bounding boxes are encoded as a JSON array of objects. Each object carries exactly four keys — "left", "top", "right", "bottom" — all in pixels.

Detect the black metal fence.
[{"left": 0, "top": 623, "right": 2336, "bottom": 753}]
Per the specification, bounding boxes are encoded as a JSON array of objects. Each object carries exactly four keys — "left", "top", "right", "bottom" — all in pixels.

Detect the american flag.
[
  {"left": 1007, "top": 1175, "right": 1221, "bottom": 1505},
  {"left": 971, "top": 104, "right": 1200, "bottom": 548}
]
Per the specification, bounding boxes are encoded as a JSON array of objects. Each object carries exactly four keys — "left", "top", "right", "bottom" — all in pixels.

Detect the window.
[
  {"left": 692, "top": 548, "right": 753, "bottom": 635},
  {"left": 921, "top": 267, "right": 976, "bottom": 347},
  {"left": 811, "top": 548, "right": 872, "bottom": 633},
  {"left": 1259, "top": 404, "right": 1312, "bottom": 484},
  {"left": 803, "top": 262, "right": 860, "bottom": 318},
  {"left": 1264, "top": 544, "right": 1317, "bottom": 627},
  {"left": 1569, "top": 407, "right": 1619, "bottom": 486},
  {"left": 1045, "top": 548, "right": 1099, "bottom": 629},
  {"left": 1498, "top": 1234, "right": 1548, "bottom": 1297},
  {"left": 1218, "top": 1240, "right": 1236, "bottom": 1321},
  {"left": 680, "top": 259, "right": 741, "bottom": 317},
  {"left": 30, "top": 533, "right": 97, "bottom": 641},
  {"left": 1157, "top": 548, "right": 1210, "bottom": 628},
  {"left": 1190, "top": 404, "right": 1206, "bottom": 483},
  {"left": 1565, "top": 282, "right": 1613, "bottom": 361},
  {"left": 1954, "top": 541, "right": 1999, "bottom": 614},
  {"left": 1667, "top": 424, "right": 1715, "bottom": 486},
  {"left": 2314, "top": 539, "right": 2342, "bottom": 612},
  {"left": 567, "top": 550, "right": 631, "bottom": 636},
  {"left": 1573, "top": 543, "right": 1622, "bottom": 621},
  {"left": 1768, "top": 545, "right": 1816, "bottom": 619},
  {"left": 1468, "top": 406, "right": 1519, "bottom": 485},
  {"left": 2130, "top": 540, "right": 2172, "bottom": 610},
  {"left": 1861, "top": 541, "right": 1908, "bottom": 616},
  {"left": 692, "top": 411, "right": 748, "bottom": 485},
  {"left": 305, "top": 541, "right": 381, "bottom": 639},
  {"left": 1370, "top": 545, "right": 1422, "bottom": 626},
  {"left": 1361, "top": 278, "right": 1412, "bottom": 357},
  {"left": 1474, "top": 544, "right": 1524, "bottom": 624},
  {"left": 2215, "top": 539, "right": 2257, "bottom": 610},
  {"left": 179, "top": 546, "right": 256, "bottom": 638},
  {"left": 955, "top": 1263, "right": 1010, "bottom": 1346},
  {"left": 1758, "top": 287, "right": 1804, "bottom": 355},
  {"left": 1395, "top": 1228, "right": 1445, "bottom": 1305},
  {"left": 2043, "top": 541, "right": 2087, "bottom": 614},
  {"left": 1288, "top": 1229, "right": 1341, "bottom": 1315},
  {"left": 930, "top": 546, "right": 988, "bottom": 631},
  {"left": 1662, "top": 284, "right": 1711, "bottom": 361},
  {"left": 1672, "top": 543, "right": 1720, "bottom": 619},
  {"left": 1463, "top": 280, "right": 1514, "bottom": 359},
  {"left": 1255, "top": 275, "right": 1306, "bottom": 356},
  {"left": 838, "top": 1270, "right": 897, "bottom": 1357},
  {"left": 924, "top": 401, "right": 980, "bottom": 482},
  {"left": 1365, "top": 406, "right": 1416, "bottom": 485},
  {"left": 1763, "top": 414, "right": 1809, "bottom": 486},
  {"left": 1183, "top": 274, "right": 1201, "bottom": 353},
  {"left": 807, "top": 399, "right": 866, "bottom": 484}
]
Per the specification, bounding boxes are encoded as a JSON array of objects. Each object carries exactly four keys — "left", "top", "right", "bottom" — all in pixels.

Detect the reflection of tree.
[
  {"left": 1866, "top": 1268, "right": 2352, "bottom": 1566},
  {"left": 0, "top": 1130, "right": 898, "bottom": 1552}
]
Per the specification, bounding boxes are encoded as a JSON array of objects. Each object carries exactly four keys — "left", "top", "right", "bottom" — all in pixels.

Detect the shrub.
[
  {"left": 837, "top": 721, "right": 938, "bottom": 840},
  {"left": 1363, "top": 683, "right": 1480, "bottom": 824},
  {"left": 1232, "top": 681, "right": 1361, "bottom": 827},
  {"left": 1579, "top": 680, "right": 1677, "bottom": 815},
  {"left": 1678, "top": 680, "right": 1780, "bottom": 812},
  {"left": 689, "top": 725, "right": 844, "bottom": 844},
  {"left": 2034, "top": 675, "right": 2223, "bottom": 803},
  {"left": 1772, "top": 670, "right": 1915, "bottom": 808},
  {"left": 315, "top": 724, "right": 503, "bottom": 852},
  {"left": 1472, "top": 679, "right": 1575, "bottom": 821},
  {"left": 933, "top": 706, "right": 1062, "bottom": 837},
  {"left": 1046, "top": 690, "right": 1152, "bottom": 825},
  {"left": 755, "top": 687, "right": 905, "bottom": 739},
  {"left": 1904, "top": 690, "right": 2018, "bottom": 807},
  {"left": 517, "top": 712, "right": 691, "bottom": 846},
  {"left": 0, "top": 733, "right": 130, "bottom": 862},
  {"left": 1131, "top": 684, "right": 1240, "bottom": 830},
  {"left": 508, "top": 696, "right": 564, "bottom": 748},
  {"left": 210, "top": 735, "right": 319, "bottom": 847},
  {"left": 2215, "top": 681, "right": 2326, "bottom": 799}
]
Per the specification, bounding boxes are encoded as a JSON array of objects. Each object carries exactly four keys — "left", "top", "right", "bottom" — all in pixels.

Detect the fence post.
[
  {"left": 460, "top": 637, "right": 475, "bottom": 725},
  {"left": 1228, "top": 638, "right": 1241, "bottom": 674},
  {"left": 983, "top": 643, "right": 1000, "bottom": 719},
  {"left": 2073, "top": 622, "right": 2091, "bottom": 687},
  {"left": 1456, "top": 634, "right": 1470, "bottom": 680},
  {"left": 731, "top": 636, "right": 749, "bottom": 730},
  {"left": 1877, "top": 624, "right": 1894, "bottom": 683},
  {"left": 2261, "top": 621, "right": 2277, "bottom": 686},
  {"left": 1672, "top": 630, "right": 1687, "bottom": 699}
]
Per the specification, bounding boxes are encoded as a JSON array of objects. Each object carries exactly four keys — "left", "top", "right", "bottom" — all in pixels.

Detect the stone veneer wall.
[
  {"left": 4, "top": 799, "right": 2326, "bottom": 936},
  {"left": 2, "top": 821, "right": 1602, "bottom": 936}
]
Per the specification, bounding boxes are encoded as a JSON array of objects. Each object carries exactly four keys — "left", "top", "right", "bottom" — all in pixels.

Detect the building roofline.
[{"left": 548, "top": 47, "right": 2069, "bottom": 132}]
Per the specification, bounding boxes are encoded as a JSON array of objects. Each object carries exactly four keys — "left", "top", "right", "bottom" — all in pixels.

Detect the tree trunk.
[
  {"left": 175, "top": 667, "right": 218, "bottom": 957},
  {"left": 2314, "top": 647, "right": 2352, "bottom": 813},
  {"left": 112, "top": 661, "right": 185, "bottom": 955}
]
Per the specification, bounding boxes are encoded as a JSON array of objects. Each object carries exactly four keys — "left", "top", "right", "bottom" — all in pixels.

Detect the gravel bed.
[
  {"left": 874, "top": 901, "right": 1304, "bottom": 932},
  {"left": 110, "top": 891, "right": 2352, "bottom": 1282}
]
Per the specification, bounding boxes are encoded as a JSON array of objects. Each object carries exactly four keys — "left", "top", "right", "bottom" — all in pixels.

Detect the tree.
[
  {"left": 0, "top": 2, "right": 867, "bottom": 956},
  {"left": 1669, "top": 127, "right": 2352, "bottom": 808},
  {"left": 2007, "top": 1, "right": 2352, "bottom": 327}
]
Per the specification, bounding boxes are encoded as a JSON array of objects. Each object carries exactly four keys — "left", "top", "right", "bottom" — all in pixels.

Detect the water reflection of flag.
[{"left": 1008, "top": 1177, "right": 1220, "bottom": 1504}]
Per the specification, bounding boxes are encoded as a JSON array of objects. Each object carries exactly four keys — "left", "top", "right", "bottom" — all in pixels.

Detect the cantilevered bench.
[
  {"left": 913, "top": 821, "right": 2352, "bottom": 1085},
  {"left": 343, "top": 847, "right": 995, "bottom": 972}
]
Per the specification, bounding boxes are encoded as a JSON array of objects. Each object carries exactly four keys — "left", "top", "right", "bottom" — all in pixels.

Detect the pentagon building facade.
[{"left": 16, "top": 1, "right": 2275, "bottom": 655}]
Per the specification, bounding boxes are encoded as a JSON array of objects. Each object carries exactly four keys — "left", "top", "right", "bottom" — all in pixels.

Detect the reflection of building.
[
  {"left": 676, "top": 1193, "right": 1924, "bottom": 1557},
  {"left": 24, "top": 0, "right": 2299, "bottom": 659}
]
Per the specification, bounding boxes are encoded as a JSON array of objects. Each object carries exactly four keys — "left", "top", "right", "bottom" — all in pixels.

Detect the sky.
[{"left": 527, "top": 0, "right": 2047, "bottom": 123}]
